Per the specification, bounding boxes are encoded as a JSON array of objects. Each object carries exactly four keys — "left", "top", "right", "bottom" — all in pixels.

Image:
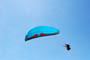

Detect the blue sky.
[{"left": 0, "top": 0, "right": 90, "bottom": 60}]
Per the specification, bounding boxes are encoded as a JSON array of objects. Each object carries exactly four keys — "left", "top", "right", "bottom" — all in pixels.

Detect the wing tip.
[{"left": 25, "top": 37, "right": 32, "bottom": 42}]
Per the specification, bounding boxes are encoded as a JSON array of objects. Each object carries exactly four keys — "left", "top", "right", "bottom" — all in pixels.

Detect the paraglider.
[
  {"left": 25, "top": 26, "right": 71, "bottom": 51},
  {"left": 65, "top": 44, "right": 71, "bottom": 51},
  {"left": 25, "top": 26, "right": 60, "bottom": 41}
]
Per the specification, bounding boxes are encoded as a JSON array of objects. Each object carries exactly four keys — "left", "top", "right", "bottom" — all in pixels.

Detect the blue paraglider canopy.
[{"left": 25, "top": 26, "right": 60, "bottom": 41}]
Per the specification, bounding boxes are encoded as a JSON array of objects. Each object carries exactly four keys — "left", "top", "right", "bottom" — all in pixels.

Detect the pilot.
[{"left": 65, "top": 44, "right": 71, "bottom": 51}]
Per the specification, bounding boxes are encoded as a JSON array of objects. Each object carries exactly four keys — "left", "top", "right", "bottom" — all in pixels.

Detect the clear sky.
[{"left": 0, "top": 0, "right": 90, "bottom": 60}]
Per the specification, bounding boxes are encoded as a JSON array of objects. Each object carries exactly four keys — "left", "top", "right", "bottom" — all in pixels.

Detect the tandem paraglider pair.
[{"left": 25, "top": 26, "right": 71, "bottom": 51}]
